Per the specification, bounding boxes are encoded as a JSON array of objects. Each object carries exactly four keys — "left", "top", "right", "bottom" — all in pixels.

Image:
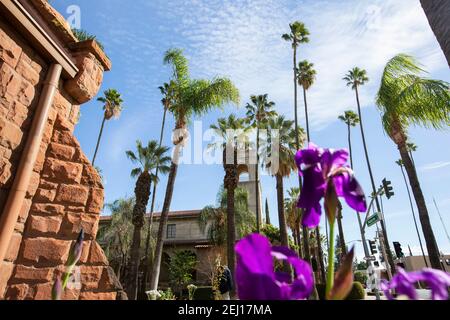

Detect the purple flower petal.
[
  {"left": 415, "top": 268, "right": 450, "bottom": 300},
  {"left": 321, "top": 148, "right": 349, "bottom": 178},
  {"left": 235, "top": 234, "right": 314, "bottom": 300},
  {"left": 333, "top": 171, "right": 367, "bottom": 212},
  {"left": 295, "top": 143, "right": 321, "bottom": 170}
]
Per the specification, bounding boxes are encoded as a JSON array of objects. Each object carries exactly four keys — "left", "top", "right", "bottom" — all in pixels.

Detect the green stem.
[
  {"left": 61, "top": 264, "right": 74, "bottom": 290},
  {"left": 326, "top": 220, "right": 335, "bottom": 298}
]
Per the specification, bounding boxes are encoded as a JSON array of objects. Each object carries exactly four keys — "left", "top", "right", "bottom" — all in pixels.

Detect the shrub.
[
  {"left": 316, "top": 281, "right": 365, "bottom": 300},
  {"left": 71, "top": 28, "right": 105, "bottom": 50},
  {"left": 193, "top": 286, "right": 214, "bottom": 300},
  {"left": 345, "top": 281, "right": 366, "bottom": 300},
  {"left": 354, "top": 271, "right": 368, "bottom": 287}
]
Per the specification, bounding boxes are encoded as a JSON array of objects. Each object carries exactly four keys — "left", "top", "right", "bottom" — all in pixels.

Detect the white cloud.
[
  {"left": 149, "top": 0, "right": 447, "bottom": 130},
  {"left": 420, "top": 161, "right": 450, "bottom": 171}
]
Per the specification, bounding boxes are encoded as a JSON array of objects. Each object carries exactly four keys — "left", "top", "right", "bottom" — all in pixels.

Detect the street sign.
[
  {"left": 366, "top": 212, "right": 381, "bottom": 227},
  {"left": 364, "top": 256, "right": 377, "bottom": 261}
]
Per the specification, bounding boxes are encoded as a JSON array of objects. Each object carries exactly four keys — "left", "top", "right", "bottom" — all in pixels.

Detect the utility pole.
[
  {"left": 376, "top": 227, "right": 393, "bottom": 280},
  {"left": 360, "top": 203, "right": 381, "bottom": 300}
]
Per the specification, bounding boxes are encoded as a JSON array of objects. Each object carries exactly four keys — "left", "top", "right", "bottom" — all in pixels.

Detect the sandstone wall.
[{"left": 0, "top": 3, "right": 123, "bottom": 300}]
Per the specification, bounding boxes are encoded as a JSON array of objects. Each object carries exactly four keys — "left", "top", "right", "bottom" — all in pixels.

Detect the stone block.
[
  {"left": 42, "top": 158, "right": 83, "bottom": 184},
  {"left": 86, "top": 187, "right": 103, "bottom": 213},
  {"left": 54, "top": 184, "right": 89, "bottom": 205},
  {"left": 21, "top": 237, "right": 71, "bottom": 265},
  {"left": 47, "top": 143, "right": 75, "bottom": 161},
  {"left": 27, "top": 215, "right": 62, "bottom": 235}
]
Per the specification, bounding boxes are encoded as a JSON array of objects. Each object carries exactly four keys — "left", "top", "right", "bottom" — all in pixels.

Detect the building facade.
[
  {"left": 0, "top": 0, "right": 123, "bottom": 299},
  {"left": 99, "top": 210, "right": 223, "bottom": 289}
]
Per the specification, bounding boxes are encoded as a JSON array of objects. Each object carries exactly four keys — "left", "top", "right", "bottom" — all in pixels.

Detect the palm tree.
[
  {"left": 125, "top": 140, "right": 171, "bottom": 299},
  {"left": 245, "top": 94, "right": 277, "bottom": 233},
  {"left": 420, "top": 0, "right": 450, "bottom": 67},
  {"left": 338, "top": 110, "right": 363, "bottom": 254},
  {"left": 285, "top": 187, "right": 302, "bottom": 257},
  {"left": 296, "top": 60, "right": 326, "bottom": 283},
  {"left": 140, "top": 82, "right": 174, "bottom": 298},
  {"left": 344, "top": 67, "right": 396, "bottom": 275},
  {"left": 396, "top": 159, "right": 428, "bottom": 267},
  {"left": 150, "top": 48, "right": 239, "bottom": 291},
  {"left": 262, "top": 115, "right": 304, "bottom": 250},
  {"left": 376, "top": 54, "right": 449, "bottom": 270},
  {"left": 282, "top": 21, "right": 312, "bottom": 267},
  {"left": 92, "top": 89, "right": 124, "bottom": 165},
  {"left": 209, "top": 114, "right": 247, "bottom": 289},
  {"left": 98, "top": 197, "right": 135, "bottom": 282},
  {"left": 297, "top": 60, "right": 316, "bottom": 139},
  {"left": 199, "top": 187, "right": 255, "bottom": 246}
]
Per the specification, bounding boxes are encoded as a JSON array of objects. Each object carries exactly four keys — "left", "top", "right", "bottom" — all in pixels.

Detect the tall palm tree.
[
  {"left": 98, "top": 197, "right": 135, "bottom": 282},
  {"left": 376, "top": 54, "right": 449, "bottom": 270},
  {"left": 245, "top": 94, "right": 277, "bottom": 233},
  {"left": 262, "top": 115, "right": 303, "bottom": 249},
  {"left": 344, "top": 67, "right": 396, "bottom": 276},
  {"left": 420, "top": 0, "right": 450, "bottom": 67},
  {"left": 297, "top": 60, "right": 316, "bottom": 139},
  {"left": 296, "top": 60, "right": 326, "bottom": 283},
  {"left": 125, "top": 140, "right": 171, "bottom": 299},
  {"left": 150, "top": 49, "right": 240, "bottom": 291},
  {"left": 338, "top": 110, "right": 363, "bottom": 253},
  {"left": 92, "top": 89, "right": 124, "bottom": 165},
  {"left": 282, "top": 21, "right": 312, "bottom": 266},
  {"left": 396, "top": 159, "right": 428, "bottom": 267},
  {"left": 209, "top": 114, "right": 247, "bottom": 289},
  {"left": 140, "top": 82, "right": 174, "bottom": 299}
]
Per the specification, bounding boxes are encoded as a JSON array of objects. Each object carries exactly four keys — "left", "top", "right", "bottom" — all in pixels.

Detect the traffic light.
[
  {"left": 393, "top": 241, "right": 404, "bottom": 258},
  {"left": 382, "top": 178, "right": 394, "bottom": 199},
  {"left": 368, "top": 240, "right": 378, "bottom": 255}
]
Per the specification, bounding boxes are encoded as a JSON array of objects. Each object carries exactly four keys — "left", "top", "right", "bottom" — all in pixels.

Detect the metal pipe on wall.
[{"left": 0, "top": 63, "right": 62, "bottom": 266}]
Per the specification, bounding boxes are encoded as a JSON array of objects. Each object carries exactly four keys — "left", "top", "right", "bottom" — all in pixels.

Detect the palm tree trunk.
[
  {"left": 398, "top": 142, "right": 442, "bottom": 270},
  {"left": 225, "top": 169, "right": 237, "bottom": 296},
  {"left": 315, "top": 228, "right": 326, "bottom": 284},
  {"left": 224, "top": 147, "right": 238, "bottom": 296},
  {"left": 126, "top": 172, "right": 151, "bottom": 299},
  {"left": 354, "top": 85, "right": 396, "bottom": 276},
  {"left": 276, "top": 174, "right": 289, "bottom": 247},
  {"left": 140, "top": 107, "right": 168, "bottom": 299},
  {"left": 420, "top": 0, "right": 450, "bottom": 67},
  {"left": 302, "top": 87, "right": 310, "bottom": 140},
  {"left": 302, "top": 89, "right": 325, "bottom": 284},
  {"left": 296, "top": 224, "right": 303, "bottom": 258},
  {"left": 399, "top": 164, "right": 429, "bottom": 267},
  {"left": 337, "top": 209, "right": 347, "bottom": 256},
  {"left": 255, "top": 127, "right": 261, "bottom": 232},
  {"left": 149, "top": 160, "right": 179, "bottom": 290},
  {"left": 92, "top": 115, "right": 106, "bottom": 166}
]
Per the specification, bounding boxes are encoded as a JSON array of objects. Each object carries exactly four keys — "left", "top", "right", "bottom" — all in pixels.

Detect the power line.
[{"left": 433, "top": 197, "right": 450, "bottom": 246}]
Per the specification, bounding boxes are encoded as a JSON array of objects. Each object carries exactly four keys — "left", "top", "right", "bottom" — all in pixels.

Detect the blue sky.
[{"left": 53, "top": 0, "right": 450, "bottom": 260}]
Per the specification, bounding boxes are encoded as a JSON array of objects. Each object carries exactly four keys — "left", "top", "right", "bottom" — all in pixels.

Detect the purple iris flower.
[
  {"left": 295, "top": 143, "right": 367, "bottom": 227},
  {"left": 235, "top": 233, "right": 314, "bottom": 300},
  {"left": 381, "top": 268, "right": 450, "bottom": 300}
]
